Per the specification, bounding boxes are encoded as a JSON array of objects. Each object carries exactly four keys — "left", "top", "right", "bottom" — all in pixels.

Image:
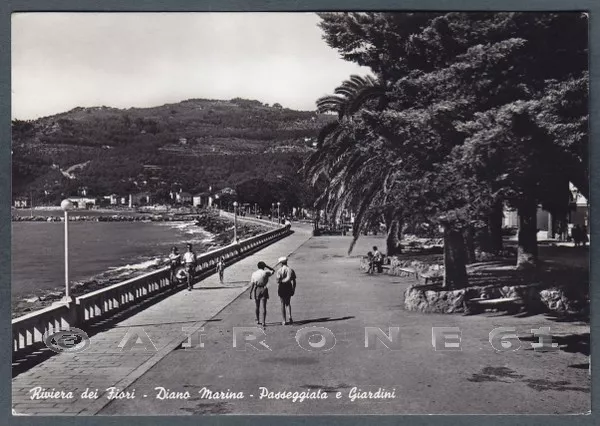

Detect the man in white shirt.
[
  {"left": 182, "top": 243, "right": 197, "bottom": 291},
  {"left": 276, "top": 257, "right": 297, "bottom": 325},
  {"left": 249, "top": 261, "right": 275, "bottom": 327}
]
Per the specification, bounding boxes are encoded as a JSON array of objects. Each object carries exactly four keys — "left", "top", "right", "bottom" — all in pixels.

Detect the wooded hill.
[{"left": 12, "top": 98, "right": 331, "bottom": 207}]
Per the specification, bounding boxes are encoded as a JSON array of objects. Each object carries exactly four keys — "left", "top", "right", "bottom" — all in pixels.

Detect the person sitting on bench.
[
  {"left": 366, "top": 251, "right": 374, "bottom": 274},
  {"left": 373, "top": 246, "right": 383, "bottom": 273}
]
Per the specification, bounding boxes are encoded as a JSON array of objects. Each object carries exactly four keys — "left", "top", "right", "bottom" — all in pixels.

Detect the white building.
[{"left": 68, "top": 197, "right": 96, "bottom": 209}]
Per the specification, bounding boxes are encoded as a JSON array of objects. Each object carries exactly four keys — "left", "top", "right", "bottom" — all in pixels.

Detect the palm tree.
[{"left": 305, "top": 74, "right": 404, "bottom": 255}]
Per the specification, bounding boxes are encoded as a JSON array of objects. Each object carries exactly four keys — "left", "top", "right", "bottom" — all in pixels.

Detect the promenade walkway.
[
  {"left": 11, "top": 226, "right": 312, "bottom": 415},
  {"left": 101, "top": 234, "right": 588, "bottom": 415},
  {"left": 13, "top": 230, "right": 590, "bottom": 415}
]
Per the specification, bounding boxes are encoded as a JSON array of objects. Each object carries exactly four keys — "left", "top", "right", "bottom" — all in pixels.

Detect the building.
[
  {"left": 502, "top": 182, "right": 588, "bottom": 235},
  {"left": 169, "top": 190, "right": 192, "bottom": 205},
  {"left": 178, "top": 192, "right": 192, "bottom": 204},
  {"left": 68, "top": 197, "right": 96, "bottom": 209},
  {"left": 104, "top": 194, "right": 119, "bottom": 205},
  {"left": 130, "top": 192, "right": 152, "bottom": 206},
  {"left": 192, "top": 192, "right": 211, "bottom": 207}
]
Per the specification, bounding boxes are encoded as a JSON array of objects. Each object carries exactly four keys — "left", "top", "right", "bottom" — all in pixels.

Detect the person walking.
[
  {"left": 249, "top": 261, "right": 275, "bottom": 328},
  {"left": 216, "top": 256, "right": 225, "bottom": 284},
  {"left": 182, "top": 243, "right": 197, "bottom": 291},
  {"left": 168, "top": 246, "right": 181, "bottom": 284},
  {"left": 276, "top": 257, "right": 297, "bottom": 325}
]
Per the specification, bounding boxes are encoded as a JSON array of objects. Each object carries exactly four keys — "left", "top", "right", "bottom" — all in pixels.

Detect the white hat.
[{"left": 278, "top": 256, "right": 288, "bottom": 263}]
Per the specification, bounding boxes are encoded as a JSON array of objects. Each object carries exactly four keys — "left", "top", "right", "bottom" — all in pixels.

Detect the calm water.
[{"left": 11, "top": 220, "right": 213, "bottom": 301}]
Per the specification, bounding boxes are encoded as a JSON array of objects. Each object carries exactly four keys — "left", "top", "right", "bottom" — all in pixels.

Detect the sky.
[{"left": 11, "top": 13, "right": 369, "bottom": 120}]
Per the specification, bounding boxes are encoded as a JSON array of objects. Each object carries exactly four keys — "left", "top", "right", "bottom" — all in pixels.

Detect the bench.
[
  {"left": 417, "top": 272, "right": 443, "bottom": 285},
  {"left": 464, "top": 296, "right": 523, "bottom": 314},
  {"left": 411, "top": 282, "right": 444, "bottom": 290},
  {"left": 396, "top": 267, "right": 417, "bottom": 277}
]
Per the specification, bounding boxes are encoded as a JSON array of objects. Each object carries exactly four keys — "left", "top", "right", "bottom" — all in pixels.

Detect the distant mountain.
[{"left": 12, "top": 98, "right": 330, "bottom": 206}]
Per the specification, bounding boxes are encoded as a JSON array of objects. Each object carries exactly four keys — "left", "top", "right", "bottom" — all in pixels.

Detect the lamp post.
[
  {"left": 60, "top": 199, "right": 74, "bottom": 302},
  {"left": 271, "top": 203, "right": 275, "bottom": 222},
  {"left": 277, "top": 202, "right": 281, "bottom": 224},
  {"left": 233, "top": 201, "right": 239, "bottom": 243},
  {"left": 215, "top": 194, "right": 220, "bottom": 210}
]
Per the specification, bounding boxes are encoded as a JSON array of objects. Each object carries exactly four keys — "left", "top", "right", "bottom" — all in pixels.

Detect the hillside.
[{"left": 12, "top": 98, "right": 330, "bottom": 208}]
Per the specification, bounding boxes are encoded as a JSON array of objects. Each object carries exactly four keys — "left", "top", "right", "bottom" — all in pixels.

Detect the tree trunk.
[
  {"left": 517, "top": 200, "right": 538, "bottom": 269},
  {"left": 463, "top": 226, "right": 476, "bottom": 264},
  {"left": 488, "top": 201, "right": 504, "bottom": 253},
  {"left": 386, "top": 219, "right": 402, "bottom": 256},
  {"left": 443, "top": 226, "right": 469, "bottom": 289}
]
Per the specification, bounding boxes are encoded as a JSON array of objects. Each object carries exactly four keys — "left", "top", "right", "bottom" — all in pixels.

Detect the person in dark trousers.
[
  {"left": 168, "top": 246, "right": 181, "bottom": 284},
  {"left": 182, "top": 243, "right": 197, "bottom": 291},
  {"left": 366, "top": 251, "right": 374, "bottom": 274},
  {"left": 373, "top": 246, "right": 383, "bottom": 273},
  {"left": 216, "top": 256, "right": 225, "bottom": 284},
  {"left": 276, "top": 257, "right": 297, "bottom": 325},
  {"left": 249, "top": 261, "right": 275, "bottom": 328}
]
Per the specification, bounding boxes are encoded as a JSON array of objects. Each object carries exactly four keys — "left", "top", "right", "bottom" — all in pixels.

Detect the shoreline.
[
  {"left": 12, "top": 210, "right": 270, "bottom": 319},
  {"left": 12, "top": 206, "right": 212, "bottom": 222}
]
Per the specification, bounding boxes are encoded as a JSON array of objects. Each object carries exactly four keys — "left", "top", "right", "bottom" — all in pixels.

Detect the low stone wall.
[
  {"left": 539, "top": 287, "right": 589, "bottom": 315},
  {"left": 359, "top": 253, "right": 588, "bottom": 316},
  {"left": 389, "top": 258, "right": 444, "bottom": 277},
  {"left": 404, "top": 287, "right": 466, "bottom": 313},
  {"left": 404, "top": 282, "right": 586, "bottom": 315},
  {"left": 359, "top": 256, "right": 444, "bottom": 277}
]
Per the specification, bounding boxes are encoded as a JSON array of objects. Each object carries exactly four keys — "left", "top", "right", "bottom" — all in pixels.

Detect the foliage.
[
  {"left": 311, "top": 12, "right": 588, "bottom": 278},
  {"left": 12, "top": 98, "right": 332, "bottom": 204}
]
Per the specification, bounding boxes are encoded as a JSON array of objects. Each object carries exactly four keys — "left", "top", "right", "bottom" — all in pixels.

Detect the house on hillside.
[
  {"left": 103, "top": 194, "right": 120, "bottom": 205},
  {"left": 170, "top": 189, "right": 192, "bottom": 205},
  {"left": 131, "top": 192, "right": 152, "bottom": 206},
  {"left": 193, "top": 192, "right": 211, "bottom": 207},
  {"left": 177, "top": 192, "right": 192, "bottom": 204},
  {"left": 219, "top": 187, "right": 236, "bottom": 196}
]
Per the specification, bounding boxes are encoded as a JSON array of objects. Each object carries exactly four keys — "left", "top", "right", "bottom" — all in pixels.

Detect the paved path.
[
  {"left": 11, "top": 226, "right": 312, "bottom": 416},
  {"left": 98, "top": 235, "right": 590, "bottom": 415}
]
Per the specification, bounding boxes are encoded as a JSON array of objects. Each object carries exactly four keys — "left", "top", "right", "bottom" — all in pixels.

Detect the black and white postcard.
[{"left": 11, "top": 12, "right": 590, "bottom": 415}]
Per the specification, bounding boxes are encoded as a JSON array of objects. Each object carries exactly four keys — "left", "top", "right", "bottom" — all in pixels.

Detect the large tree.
[{"left": 314, "top": 12, "right": 588, "bottom": 278}]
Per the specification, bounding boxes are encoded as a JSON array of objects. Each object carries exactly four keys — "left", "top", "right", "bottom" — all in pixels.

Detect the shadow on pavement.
[
  {"left": 519, "top": 332, "right": 589, "bottom": 356},
  {"left": 111, "top": 318, "right": 222, "bottom": 328},
  {"left": 293, "top": 316, "right": 355, "bottom": 325},
  {"left": 568, "top": 362, "right": 590, "bottom": 370}
]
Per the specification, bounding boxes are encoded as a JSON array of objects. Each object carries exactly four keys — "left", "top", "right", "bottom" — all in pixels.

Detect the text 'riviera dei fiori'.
[{"left": 29, "top": 386, "right": 396, "bottom": 402}]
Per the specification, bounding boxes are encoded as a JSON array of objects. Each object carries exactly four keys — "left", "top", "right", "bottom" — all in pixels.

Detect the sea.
[{"left": 11, "top": 211, "right": 215, "bottom": 304}]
